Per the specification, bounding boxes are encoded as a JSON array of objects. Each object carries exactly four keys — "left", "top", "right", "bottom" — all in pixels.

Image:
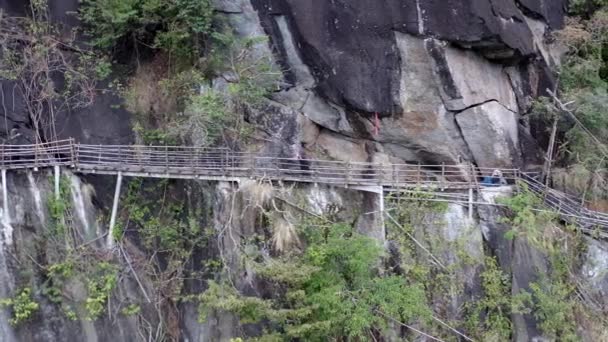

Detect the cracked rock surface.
[{"left": 248, "top": 0, "right": 564, "bottom": 168}]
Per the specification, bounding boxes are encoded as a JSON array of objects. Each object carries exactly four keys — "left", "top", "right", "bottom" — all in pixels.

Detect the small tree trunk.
[{"left": 542, "top": 115, "right": 559, "bottom": 187}]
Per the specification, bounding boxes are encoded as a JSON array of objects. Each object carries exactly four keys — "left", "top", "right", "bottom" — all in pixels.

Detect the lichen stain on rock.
[{"left": 397, "top": 111, "right": 440, "bottom": 134}]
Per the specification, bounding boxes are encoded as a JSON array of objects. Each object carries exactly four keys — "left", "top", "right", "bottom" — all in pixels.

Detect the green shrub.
[
  {"left": 0, "top": 288, "right": 40, "bottom": 326},
  {"left": 528, "top": 280, "right": 578, "bottom": 341},
  {"left": 548, "top": 8, "right": 608, "bottom": 170},
  {"left": 85, "top": 262, "right": 118, "bottom": 320},
  {"left": 569, "top": 0, "right": 608, "bottom": 15},
  {"left": 198, "top": 222, "right": 432, "bottom": 340},
  {"left": 466, "top": 257, "right": 511, "bottom": 340},
  {"left": 121, "top": 303, "right": 141, "bottom": 316},
  {"left": 80, "top": 0, "right": 213, "bottom": 62}
]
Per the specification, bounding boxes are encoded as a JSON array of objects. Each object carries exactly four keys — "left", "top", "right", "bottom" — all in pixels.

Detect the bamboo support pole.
[
  {"left": 108, "top": 171, "right": 123, "bottom": 249},
  {"left": 54, "top": 165, "right": 60, "bottom": 200}
]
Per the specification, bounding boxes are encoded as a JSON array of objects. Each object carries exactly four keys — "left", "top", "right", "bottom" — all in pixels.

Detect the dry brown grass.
[
  {"left": 270, "top": 213, "right": 300, "bottom": 253},
  {"left": 555, "top": 10, "right": 608, "bottom": 48},
  {"left": 555, "top": 17, "right": 593, "bottom": 47},
  {"left": 552, "top": 166, "right": 607, "bottom": 200},
  {"left": 125, "top": 54, "right": 177, "bottom": 120},
  {"left": 240, "top": 180, "right": 274, "bottom": 209},
  {"left": 238, "top": 180, "right": 302, "bottom": 252}
]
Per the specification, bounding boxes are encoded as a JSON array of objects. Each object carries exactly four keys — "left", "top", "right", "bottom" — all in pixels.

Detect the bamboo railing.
[{"left": 1, "top": 139, "right": 607, "bottom": 233}]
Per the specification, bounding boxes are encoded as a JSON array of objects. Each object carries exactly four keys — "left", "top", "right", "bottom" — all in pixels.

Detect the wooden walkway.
[{"left": 1, "top": 139, "right": 607, "bottom": 236}]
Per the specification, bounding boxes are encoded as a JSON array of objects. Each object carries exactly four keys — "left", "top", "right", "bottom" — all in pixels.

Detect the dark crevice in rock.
[
  {"left": 425, "top": 39, "right": 461, "bottom": 100},
  {"left": 451, "top": 98, "right": 519, "bottom": 116},
  {"left": 256, "top": 14, "right": 296, "bottom": 87},
  {"left": 217, "top": 10, "right": 245, "bottom": 15},
  {"left": 514, "top": 0, "right": 546, "bottom": 22},
  {"left": 451, "top": 99, "right": 500, "bottom": 115}
]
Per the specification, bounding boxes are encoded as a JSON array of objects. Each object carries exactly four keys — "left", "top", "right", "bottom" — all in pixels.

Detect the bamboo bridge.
[{"left": 1, "top": 139, "right": 607, "bottom": 240}]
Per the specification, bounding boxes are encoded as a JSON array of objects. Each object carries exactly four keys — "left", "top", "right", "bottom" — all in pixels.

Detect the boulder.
[
  {"left": 252, "top": 0, "right": 564, "bottom": 116},
  {"left": 581, "top": 238, "right": 608, "bottom": 308},
  {"left": 456, "top": 101, "right": 521, "bottom": 168},
  {"left": 426, "top": 39, "right": 519, "bottom": 112}
]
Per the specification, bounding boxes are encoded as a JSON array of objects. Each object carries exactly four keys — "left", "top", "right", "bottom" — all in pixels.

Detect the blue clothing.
[{"left": 481, "top": 176, "right": 501, "bottom": 187}]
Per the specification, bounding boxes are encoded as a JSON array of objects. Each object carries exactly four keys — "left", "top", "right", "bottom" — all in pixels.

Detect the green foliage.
[
  {"left": 46, "top": 176, "right": 73, "bottom": 241},
  {"left": 0, "top": 3, "right": 111, "bottom": 138},
  {"left": 541, "top": 8, "right": 608, "bottom": 170},
  {"left": 121, "top": 303, "right": 141, "bottom": 316},
  {"left": 166, "top": 90, "right": 231, "bottom": 145},
  {"left": 465, "top": 257, "right": 528, "bottom": 341},
  {"left": 91, "top": 2, "right": 282, "bottom": 147},
  {"left": 0, "top": 288, "right": 40, "bottom": 326},
  {"left": 198, "top": 281, "right": 272, "bottom": 324},
  {"left": 198, "top": 222, "right": 431, "bottom": 340},
  {"left": 42, "top": 257, "right": 125, "bottom": 322},
  {"left": 85, "top": 262, "right": 118, "bottom": 320},
  {"left": 125, "top": 34, "right": 279, "bottom": 147},
  {"left": 133, "top": 123, "right": 177, "bottom": 145},
  {"left": 499, "top": 183, "right": 558, "bottom": 247},
  {"left": 209, "top": 33, "right": 281, "bottom": 106},
  {"left": 123, "top": 178, "right": 206, "bottom": 254},
  {"left": 493, "top": 179, "right": 590, "bottom": 341},
  {"left": 162, "top": 33, "right": 279, "bottom": 146},
  {"left": 569, "top": 0, "right": 608, "bottom": 15},
  {"left": 119, "top": 177, "right": 215, "bottom": 318},
  {"left": 528, "top": 280, "right": 578, "bottom": 341},
  {"left": 80, "top": 0, "right": 213, "bottom": 63},
  {"left": 63, "top": 307, "right": 78, "bottom": 321},
  {"left": 43, "top": 261, "right": 75, "bottom": 304},
  {"left": 384, "top": 190, "right": 490, "bottom": 340},
  {"left": 111, "top": 220, "right": 124, "bottom": 242}
]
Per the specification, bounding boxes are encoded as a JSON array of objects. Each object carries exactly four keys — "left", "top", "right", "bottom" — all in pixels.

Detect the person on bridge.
[{"left": 481, "top": 170, "right": 507, "bottom": 186}]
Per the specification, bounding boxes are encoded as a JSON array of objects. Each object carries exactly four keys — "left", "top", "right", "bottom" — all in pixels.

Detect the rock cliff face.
[
  {"left": 1, "top": 0, "right": 566, "bottom": 168},
  {"left": 245, "top": 0, "right": 566, "bottom": 168},
  {"left": 2, "top": 0, "right": 608, "bottom": 341}
]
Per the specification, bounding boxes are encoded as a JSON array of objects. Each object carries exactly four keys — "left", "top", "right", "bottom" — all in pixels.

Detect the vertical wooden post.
[
  {"left": 468, "top": 187, "right": 474, "bottom": 220},
  {"left": 108, "top": 171, "right": 123, "bottom": 249},
  {"left": 469, "top": 162, "right": 479, "bottom": 192},
  {"left": 165, "top": 145, "right": 169, "bottom": 174},
  {"left": 392, "top": 164, "right": 398, "bottom": 189},
  {"left": 346, "top": 162, "right": 352, "bottom": 185},
  {"left": 542, "top": 115, "right": 559, "bottom": 187},
  {"left": 221, "top": 149, "right": 227, "bottom": 177},
  {"left": 118, "top": 146, "right": 122, "bottom": 170},
  {"left": 417, "top": 162, "right": 421, "bottom": 188},
  {"left": 378, "top": 188, "right": 386, "bottom": 242},
  {"left": 1, "top": 168, "right": 8, "bottom": 224},
  {"left": 34, "top": 142, "right": 39, "bottom": 170},
  {"left": 54, "top": 165, "right": 60, "bottom": 200},
  {"left": 232, "top": 151, "right": 236, "bottom": 179},
  {"left": 70, "top": 138, "right": 77, "bottom": 168},
  {"left": 249, "top": 154, "right": 255, "bottom": 178},
  {"left": 441, "top": 162, "right": 445, "bottom": 190}
]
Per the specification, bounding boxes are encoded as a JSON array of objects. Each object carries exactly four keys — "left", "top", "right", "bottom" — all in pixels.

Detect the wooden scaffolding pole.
[{"left": 108, "top": 172, "right": 123, "bottom": 249}]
